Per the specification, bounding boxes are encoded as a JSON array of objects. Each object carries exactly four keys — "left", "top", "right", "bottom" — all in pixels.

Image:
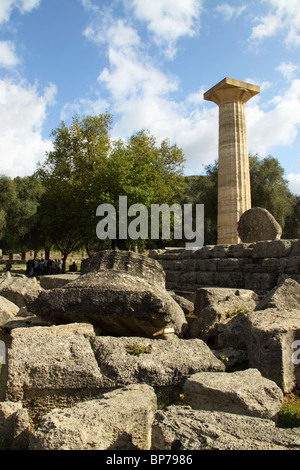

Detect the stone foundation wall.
[{"left": 149, "top": 239, "right": 300, "bottom": 295}]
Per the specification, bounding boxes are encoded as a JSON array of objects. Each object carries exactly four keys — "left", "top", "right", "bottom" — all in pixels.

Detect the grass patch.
[
  {"left": 278, "top": 393, "right": 300, "bottom": 428},
  {"left": 226, "top": 306, "right": 250, "bottom": 319},
  {"left": 126, "top": 343, "right": 152, "bottom": 356}
]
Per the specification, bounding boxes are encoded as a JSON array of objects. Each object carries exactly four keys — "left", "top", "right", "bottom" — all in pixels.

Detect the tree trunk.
[
  {"left": 44, "top": 247, "right": 51, "bottom": 261},
  {"left": 61, "top": 254, "right": 68, "bottom": 273}
]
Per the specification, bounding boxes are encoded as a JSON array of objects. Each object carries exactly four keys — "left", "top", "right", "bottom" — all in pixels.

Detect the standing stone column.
[{"left": 204, "top": 78, "right": 260, "bottom": 245}]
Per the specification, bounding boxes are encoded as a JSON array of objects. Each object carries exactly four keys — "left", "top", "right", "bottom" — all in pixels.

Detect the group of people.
[{"left": 26, "top": 258, "right": 63, "bottom": 277}]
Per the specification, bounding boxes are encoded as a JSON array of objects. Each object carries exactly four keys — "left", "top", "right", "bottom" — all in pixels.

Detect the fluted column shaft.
[{"left": 204, "top": 78, "right": 260, "bottom": 245}]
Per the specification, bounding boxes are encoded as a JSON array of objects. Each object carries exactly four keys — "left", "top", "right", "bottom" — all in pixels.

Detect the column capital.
[{"left": 204, "top": 77, "right": 260, "bottom": 106}]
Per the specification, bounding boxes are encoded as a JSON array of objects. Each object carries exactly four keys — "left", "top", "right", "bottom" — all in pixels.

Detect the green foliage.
[
  {"left": 37, "top": 114, "right": 186, "bottom": 259},
  {"left": 278, "top": 394, "right": 300, "bottom": 428},
  {"left": 249, "top": 154, "right": 294, "bottom": 229},
  {"left": 36, "top": 113, "right": 114, "bottom": 267},
  {"left": 183, "top": 154, "right": 298, "bottom": 245},
  {"left": 0, "top": 175, "right": 17, "bottom": 238},
  {"left": 226, "top": 306, "right": 250, "bottom": 319},
  {"left": 0, "top": 175, "right": 44, "bottom": 253},
  {"left": 282, "top": 194, "right": 300, "bottom": 239},
  {"left": 126, "top": 343, "right": 152, "bottom": 356},
  {"left": 182, "top": 168, "right": 218, "bottom": 245}
]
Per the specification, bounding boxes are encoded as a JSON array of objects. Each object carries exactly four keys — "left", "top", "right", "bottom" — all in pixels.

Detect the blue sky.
[{"left": 0, "top": 0, "right": 300, "bottom": 195}]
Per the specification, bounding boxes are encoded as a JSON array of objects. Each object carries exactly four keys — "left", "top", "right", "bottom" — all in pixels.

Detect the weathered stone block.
[
  {"left": 194, "top": 287, "right": 258, "bottom": 316},
  {"left": 29, "top": 268, "right": 188, "bottom": 338},
  {"left": 92, "top": 336, "right": 225, "bottom": 394},
  {"left": 151, "top": 406, "right": 300, "bottom": 450},
  {"left": 184, "top": 369, "right": 283, "bottom": 421},
  {"left": 255, "top": 278, "right": 300, "bottom": 311},
  {"left": 285, "top": 257, "right": 300, "bottom": 273},
  {"left": 218, "top": 272, "right": 245, "bottom": 288},
  {"left": 81, "top": 250, "right": 166, "bottom": 288},
  {"left": 0, "top": 275, "right": 43, "bottom": 308},
  {"left": 210, "top": 245, "right": 230, "bottom": 258},
  {"left": 180, "top": 271, "right": 197, "bottom": 284},
  {"left": 290, "top": 239, "right": 300, "bottom": 257},
  {"left": 245, "top": 308, "right": 300, "bottom": 392},
  {"left": 245, "top": 273, "right": 275, "bottom": 291},
  {"left": 39, "top": 274, "right": 80, "bottom": 289},
  {"left": 238, "top": 207, "right": 282, "bottom": 243},
  {"left": 252, "top": 240, "right": 293, "bottom": 259},
  {"left": 4, "top": 324, "right": 103, "bottom": 422},
  {"left": 0, "top": 402, "right": 30, "bottom": 450},
  {"left": 165, "top": 271, "right": 181, "bottom": 284},
  {"left": 261, "top": 258, "right": 287, "bottom": 273},
  {"left": 30, "top": 384, "right": 157, "bottom": 450},
  {"left": 196, "top": 272, "right": 217, "bottom": 286},
  {"left": 191, "top": 288, "right": 258, "bottom": 344},
  {"left": 194, "top": 259, "right": 217, "bottom": 272},
  {"left": 277, "top": 274, "right": 300, "bottom": 285},
  {"left": 228, "top": 243, "right": 253, "bottom": 258},
  {"left": 0, "top": 296, "right": 19, "bottom": 327}
]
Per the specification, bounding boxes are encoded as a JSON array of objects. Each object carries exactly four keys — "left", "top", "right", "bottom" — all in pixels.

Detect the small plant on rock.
[
  {"left": 226, "top": 305, "right": 250, "bottom": 319},
  {"left": 126, "top": 343, "right": 152, "bottom": 356}
]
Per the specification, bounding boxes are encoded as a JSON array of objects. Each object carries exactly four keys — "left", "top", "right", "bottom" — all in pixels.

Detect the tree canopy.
[
  {"left": 35, "top": 113, "right": 186, "bottom": 268},
  {"left": 0, "top": 175, "right": 44, "bottom": 255}
]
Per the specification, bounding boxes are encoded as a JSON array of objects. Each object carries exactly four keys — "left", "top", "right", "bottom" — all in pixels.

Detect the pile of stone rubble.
[{"left": 0, "top": 249, "right": 300, "bottom": 450}]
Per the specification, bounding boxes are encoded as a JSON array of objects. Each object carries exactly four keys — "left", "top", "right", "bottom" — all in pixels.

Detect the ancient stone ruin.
[
  {"left": 238, "top": 207, "right": 282, "bottom": 243},
  {"left": 0, "top": 77, "right": 299, "bottom": 451},
  {"left": 0, "top": 246, "right": 300, "bottom": 450},
  {"left": 204, "top": 77, "right": 260, "bottom": 245}
]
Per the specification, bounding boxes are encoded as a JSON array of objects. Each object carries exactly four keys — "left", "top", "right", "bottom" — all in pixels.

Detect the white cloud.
[
  {"left": 0, "top": 0, "right": 40, "bottom": 24},
  {"left": 0, "top": 40, "right": 20, "bottom": 68},
  {"left": 79, "top": 1, "right": 300, "bottom": 178},
  {"left": 84, "top": 17, "right": 140, "bottom": 53},
  {"left": 129, "top": 0, "right": 203, "bottom": 58},
  {"left": 287, "top": 173, "right": 300, "bottom": 195},
  {"left": 0, "top": 79, "right": 56, "bottom": 177},
  {"left": 247, "top": 78, "right": 300, "bottom": 155},
  {"left": 251, "top": 0, "right": 300, "bottom": 46},
  {"left": 276, "top": 61, "right": 300, "bottom": 81},
  {"left": 60, "top": 97, "right": 109, "bottom": 122},
  {"left": 215, "top": 3, "right": 246, "bottom": 21},
  {"left": 80, "top": 5, "right": 219, "bottom": 174}
]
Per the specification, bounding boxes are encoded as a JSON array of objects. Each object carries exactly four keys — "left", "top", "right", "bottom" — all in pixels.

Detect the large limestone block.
[
  {"left": 1, "top": 315, "right": 54, "bottom": 331},
  {"left": 81, "top": 250, "right": 166, "bottom": 288},
  {"left": 0, "top": 275, "right": 43, "bottom": 308},
  {"left": 190, "top": 288, "right": 258, "bottom": 345},
  {"left": 252, "top": 239, "right": 293, "bottom": 258},
  {"left": 0, "top": 402, "right": 30, "bottom": 450},
  {"left": 28, "top": 271, "right": 188, "bottom": 338},
  {"left": 4, "top": 324, "right": 103, "bottom": 422},
  {"left": 194, "top": 287, "right": 258, "bottom": 316},
  {"left": 39, "top": 274, "right": 80, "bottom": 289},
  {"left": 291, "top": 239, "right": 300, "bottom": 257},
  {"left": 238, "top": 207, "right": 282, "bottom": 243},
  {"left": 92, "top": 336, "right": 225, "bottom": 394},
  {"left": 29, "top": 384, "right": 157, "bottom": 450},
  {"left": 169, "top": 292, "right": 194, "bottom": 316},
  {"left": 0, "top": 296, "right": 19, "bottom": 326},
  {"left": 245, "top": 308, "right": 300, "bottom": 392},
  {"left": 255, "top": 278, "right": 300, "bottom": 311},
  {"left": 151, "top": 406, "right": 300, "bottom": 450},
  {"left": 184, "top": 369, "right": 283, "bottom": 421}
]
